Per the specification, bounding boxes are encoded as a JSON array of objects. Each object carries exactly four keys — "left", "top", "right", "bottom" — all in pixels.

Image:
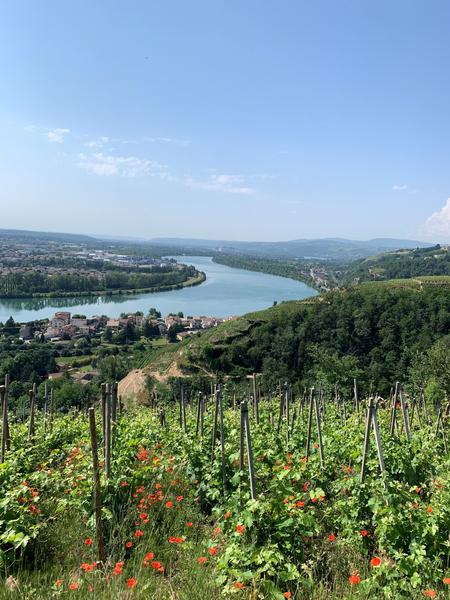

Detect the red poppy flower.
[
  {"left": 208, "top": 546, "right": 218, "bottom": 556},
  {"left": 168, "top": 536, "right": 184, "bottom": 543},
  {"left": 296, "top": 500, "right": 305, "bottom": 508},
  {"left": 186, "top": 522, "right": 193, "bottom": 527},
  {"left": 371, "top": 557, "right": 381, "bottom": 567},
  {"left": 69, "top": 582, "right": 79, "bottom": 590},
  {"left": 283, "top": 593, "right": 292, "bottom": 599},
  {"left": 426, "top": 506, "right": 433, "bottom": 513},
  {"left": 127, "top": 578, "right": 137, "bottom": 589},
  {"left": 360, "top": 530, "right": 368, "bottom": 537},
  {"left": 233, "top": 582, "right": 245, "bottom": 589},
  {"left": 236, "top": 524, "right": 245, "bottom": 535},
  {"left": 125, "top": 541, "right": 133, "bottom": 549},
  {"left": 177, "top": 495, "right": 183, "bottom": 502},
  {"left": 422, "top": 590, "right": 437, "bottom": 598},
  {"left": 151, "top": 561, "right": 162, "bottom": 570},
  {"left": 55, "top": 579, "right": 64, "bottom": 587},
  {"left": 198, "top": 556, "right": 208, "bottom": 564},
  {"left": 145, "top": 552, "right": 154, "bottom": 561},
  {"left": 328, "top": 534, "right": 335, "bottom": 542},
  {"left": 443, "top": 577, "right": 450, "bottom": 585},
  {"left": 81, "top": 563, "right": 93, "bottom": 572},
  {"left": 348, "top": 572, "right": 360, "bottom": 585},
  {"left": 121, "top": 481, "right": 129, "bottom": 487},
  {"left": 224, "top": 511, "right": 231, "bottom": 519},
  {"left": 84, "top": 537, "right": 92, "bottom": 546},
  {"left": 165, "top": 501, "right": 173, "bottom": 508}
]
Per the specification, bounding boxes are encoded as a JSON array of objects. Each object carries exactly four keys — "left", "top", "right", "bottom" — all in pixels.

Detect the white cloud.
[
  {"left": 77, "top": 153, "right": 166, "bottom": 177},
  {"left": 142, "top": 136, "right": 190, "bottom": 146},
  {"left": 185, "top": 174, "right": 256, "bottom": 195},
  {"left": 392, "top": 184, "right": 418, "bottom": 193},
  {"left": 85, "top": 136, "right": 110, "bottom": 149},
  {"left": 424, "top": 198, "right": 450, "bottom": 237},
  {"left": 47, "top": 128, "right": 70, "bottom": 143}
]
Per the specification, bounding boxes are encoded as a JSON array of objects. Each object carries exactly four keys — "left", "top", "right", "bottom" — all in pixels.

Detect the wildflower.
[
  {"left": 212, "top": 526, "right": 221, "bottom": 537},
  {"left": 303, "top": 482, "right": 309, "bottom": 492},
  {"left": 165, "top": 501, "right": 173, "bottom": 508},
  {"left": 69, "top": 582, "right": 79, "bottom": 590},
  {"left": 296, "top": 500, "right": 305, "bottom": 508},
  {"left": 360, "top": 530, "right": 368, "bottom": 537},
  {"left": 443, "top": 577, "right": 450, "bottom": 585},
  {"left": 121, "top": 481, "right": 129, "bottom": 487},
  {"left": 186, "top": 522, "right": 193, "bottom": 527},
  {"left": 89, "top": 584, "right": 94, "bottom": 592},
  {"left": 168, "top": 536, "right": 184, "bottom": 543},
  {"left": 151, "top": 561, "right": 162, "bottom": 570},
  {"left": 81, "top": 563, "right": 94, "bottom": 572},
  {"left": 349, "top": 572, "right": 360, "bottom": 585},
  {"left": 177, "top": 495, "right": 184, "bottom": 502},
  {"left": 55, "top": 579, "right": 64, "bottom": 587},
  {"left": 139, "top": 512, "right": 148, "bottom": 521},
  {"left": 198, "top": 556, "right": 208, "bottom": 564},
  {"left": 135, "top": 530, "right": 144, "bottom": 538},
  {"left": 127, "top": 578, "right": 137, "bottom": 589},
  {"left": 85, "top": 537, "right": 92, "bottom": 546},
  {"left": 236, "top": 524, "right": 245, "bottom": 535},
  {"left": 125, "top": 541, "right": 133, "bottom": 549},
  {"left": 224, "top": 511, "right": 231, "bottom": 519},
  {"left": 426, "top": 506, "right": 433, "bottom": 513},
  {"left": 145, "top": 552, "right": 154, "bottom": 561},
  {"left": 113, "top": 562, "right": 124, "bottom": 576},
  {"left": 422, "top": 590, "right": 437, "bottom": 598},
  {"left": 208, "top": 546, "right": 218, "bottom": 556},
  {"left": 311, "top": 497, "right": 318, "bottom": 504},
  {"left": 284, "top": 593, "right": 292, "bottom": 599},
  {"left": 233, "top": 582, "right": 245, "bottom": 589},
  {"left": 371, "top": 557, "right": 382, "bottom": 567},
  {"left": 328, "top": 534, "right": 335, "bottom": 542}
]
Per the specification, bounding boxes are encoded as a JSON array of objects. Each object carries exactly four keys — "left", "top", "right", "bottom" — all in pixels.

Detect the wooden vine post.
[
  {"left": 241, "top": 400, "right": 256, "bottom": 500},
  {"left": 88, "top": 407, "right": 106, "bottom": 565},
  {"left": 1, "top": 385, "right": 7, "bottom": 462},
  {"left": 28, "top": 384, "right": 36, "bottom": 441}
]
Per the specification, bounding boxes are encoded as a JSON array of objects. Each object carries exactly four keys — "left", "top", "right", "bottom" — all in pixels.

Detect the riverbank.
[
  {"left": 0, "top": 270, "right": 206, "bottom": 300},
  {"left": 211, "top": 255, "right": 325, "bottom": 291}
]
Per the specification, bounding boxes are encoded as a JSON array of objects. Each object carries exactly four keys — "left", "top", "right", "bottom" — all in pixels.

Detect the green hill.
[
  {"left": 345, "top": 244, "right": 450, "bottom": 283},
  {"left": 139, "top": 279, "right": 450, "bottom": 395}
]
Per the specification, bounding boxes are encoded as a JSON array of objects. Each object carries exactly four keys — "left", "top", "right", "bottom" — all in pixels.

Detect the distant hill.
[
  {"left": 151, "top": 236, "right": 433, "bottom": 260},
  {"left": 0, "top": 228, "right": 96, "bottom": 244}
]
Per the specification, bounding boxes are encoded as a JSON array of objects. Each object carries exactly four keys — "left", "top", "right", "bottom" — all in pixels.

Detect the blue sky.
[{"left": 1, "top": 1, "right": 450, "bottom": 242}]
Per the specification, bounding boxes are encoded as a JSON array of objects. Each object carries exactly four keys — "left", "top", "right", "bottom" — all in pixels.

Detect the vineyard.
[{"left": 0, "top": 377, "right": 450, "bottom": 599}]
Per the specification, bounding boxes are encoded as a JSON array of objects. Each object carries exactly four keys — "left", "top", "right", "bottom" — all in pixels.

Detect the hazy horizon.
[{"left": 1, "top": 1, "right": 450, "bottom": 242}]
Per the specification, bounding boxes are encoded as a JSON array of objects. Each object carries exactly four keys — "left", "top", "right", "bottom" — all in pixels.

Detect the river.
[{"left": 0, "top": 256, "right": 317, "bottom": 323}]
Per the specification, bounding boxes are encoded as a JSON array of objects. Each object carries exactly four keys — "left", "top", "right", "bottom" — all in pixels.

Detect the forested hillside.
[
  {"left": 142, "top": 281, "right": 450, "bottom": 397},
  {"left": 345, "top": 245, "right": 450, "bottom": 283}
]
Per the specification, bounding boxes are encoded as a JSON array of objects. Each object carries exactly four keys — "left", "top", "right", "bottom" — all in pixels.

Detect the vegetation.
[
  {"left": 342, "top": 245, "right": 450, "bottom": 283},
  {"left": 0, "top": 383, "right": 450, "bottom": 599},
  {"left": 0, "top": 265, "right": 203, "bottom": 298},
  {"left": 139, "top": 281, "right": 450, "bottom": 397}
]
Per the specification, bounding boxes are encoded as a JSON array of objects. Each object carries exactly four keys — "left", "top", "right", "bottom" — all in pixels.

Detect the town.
[{"left": 16, "top": 310, "right": 226, "bottom": 343}]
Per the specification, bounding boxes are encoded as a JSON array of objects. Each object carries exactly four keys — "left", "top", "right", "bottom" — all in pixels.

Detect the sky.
[{"left": 1, "top": 1, "right": 450, "bottom": 242}]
